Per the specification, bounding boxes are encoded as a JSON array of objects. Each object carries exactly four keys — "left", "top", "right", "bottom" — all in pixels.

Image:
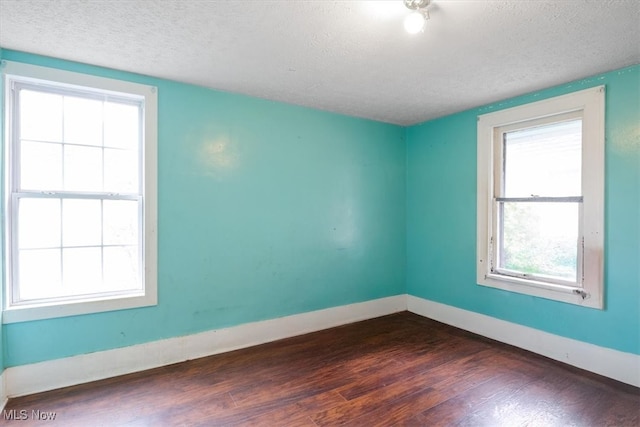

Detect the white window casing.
[
  {"left": 477, "top": 86, "right": 605, "bottom": 309},
  {"left": 2, "top": 60, "right": 158, "bottom": 323}
]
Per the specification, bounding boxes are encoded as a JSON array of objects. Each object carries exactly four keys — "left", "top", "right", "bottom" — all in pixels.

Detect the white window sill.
[
  {"left": 3, "top": 291, "right": 157, "bottom": 323},
  {"left": 478, "top": 274, "right": 602, "bottom": 309}
]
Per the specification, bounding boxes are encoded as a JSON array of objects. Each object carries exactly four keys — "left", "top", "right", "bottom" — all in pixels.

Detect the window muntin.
[
  {"left": 3, "top": 60, "right": 157, "bottom": 322},
  {"left": 477, "top": 86, "right": 604, "bottom": 309}
]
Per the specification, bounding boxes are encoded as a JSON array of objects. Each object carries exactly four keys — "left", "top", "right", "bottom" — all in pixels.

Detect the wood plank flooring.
[{"left": 2, "top": 312, "right": 638, "bottom": 426}]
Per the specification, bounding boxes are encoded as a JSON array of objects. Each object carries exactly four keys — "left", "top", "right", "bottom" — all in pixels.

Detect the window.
[
  {"left": 477, "top": 86, "right": 604, "bottom": 309},
  {"left": 2, "top": 61, "right": 157, "bottom": 322}
]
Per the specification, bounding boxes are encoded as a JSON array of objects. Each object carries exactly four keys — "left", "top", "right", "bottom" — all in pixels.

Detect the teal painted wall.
[
  {"left": 406, "top": 65, "right": 640, "bottom": 355},
  {"left": 0, "top": 50, "right": 406, "bottom": 366}
]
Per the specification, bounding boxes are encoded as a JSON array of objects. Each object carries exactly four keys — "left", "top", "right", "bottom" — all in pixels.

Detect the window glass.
[
  {"left": 503, "top": 120, "right": 582, "bottom": 197},
  {"left": 62, "top": 247, "right": 103, "bottom": 295},
  {"left": 63, "top": 144, "right": 103, "bottom": 191},
  {"left": 63, "top": 95, "right": 103, "bottom": 146},
  {"left": 20, "top": 140, "right": 63, "bottom": 190},
  {"left": 19, "top": 248, "right": 62, "bottom": 300},
  {"left": 499, "top": 201, "right": 579, "bottom": 280},
  {"left": 104, "top": 148, "right": 138, "bottom": 193},
  {"left": 62, "top": 199, "right": 102, "bottom": 247},
  {"left": 104, "top": 102, "right": 139, "bottom": 150},
  {"left": 103, "top": 200, "right": 139, "bottom": 245},
  {"left": 19, "top": 90, "right": 62, "bottom": 142},
  {"left": 18, "top": 198, "right": 61, "bottom": 249},
  {"left": 104, "top": 246, "right": 140, "bottom": 291}
]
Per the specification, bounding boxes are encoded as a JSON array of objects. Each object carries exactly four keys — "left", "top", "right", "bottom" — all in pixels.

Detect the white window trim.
[
  {"left": 1, "top": 60, "right": 158, "bottom": 323},
  {"left": 477, "top": 86, "right": 604, "bottom": 309}
]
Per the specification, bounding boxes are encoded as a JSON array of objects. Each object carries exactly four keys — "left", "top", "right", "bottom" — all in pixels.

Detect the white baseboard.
[
  {"left": 5, "top": 295, "right": 406, "bottom": 398},
  {"left": 0, "top": 370, "right": 6, "bottom": 412},
  {"left": 407, "top": 295, "right": 640, "bottom": 387}
]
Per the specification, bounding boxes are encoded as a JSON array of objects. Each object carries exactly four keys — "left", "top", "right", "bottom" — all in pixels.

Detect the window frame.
[
  {"left": 2, "top": 60, "right": 158, "bottom": 323},
  {"left": 476, "top": 86, "right": 605, "bottom": 309}
]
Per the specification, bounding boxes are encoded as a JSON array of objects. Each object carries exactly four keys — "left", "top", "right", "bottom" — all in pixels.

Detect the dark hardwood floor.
[{"left": 2, "top": 312, "right": 639, "bottom": 426}]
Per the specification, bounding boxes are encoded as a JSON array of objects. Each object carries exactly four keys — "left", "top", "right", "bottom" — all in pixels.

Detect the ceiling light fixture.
[{"left": 403, "top": 0, "right": 431, "bottom": 34}]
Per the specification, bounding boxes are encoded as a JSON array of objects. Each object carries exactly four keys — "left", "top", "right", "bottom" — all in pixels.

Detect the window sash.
[
  {"left": 11, "top": 82, "right": 144, "bottom": 195},
  {"left": 490, "top": 113, "right": 585, "bottom": 289},
  {"left": 491, "top": 199, "right": 583, "bottom": 287},
  {"left": 9, "top": 192, "right": 145, "bottom": 305}
]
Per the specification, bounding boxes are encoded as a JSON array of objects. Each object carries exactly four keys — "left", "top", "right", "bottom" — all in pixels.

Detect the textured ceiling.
[{"left": 0, "top": 0, "right": 639, "bottom": 125}]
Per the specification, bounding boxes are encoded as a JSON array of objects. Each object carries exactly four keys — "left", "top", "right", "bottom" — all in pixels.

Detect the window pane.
[
  {"left": 64, "top": 96, "right": 103, "bottom": 146},
  {"left": 103, "top": 200, "right": 138, "bottom": 245},
  {"left": 20, "top": 140, "right": 63, "bottom": 190},
  {"left": 500, "top": 202, "right": 579, "bottom": 281},
  {"left": 104, "top": 148, "right": 138, "bottom": 193},
  {"left": 18, "top": 249, "right": 61, "bottom": 300},
  {"left": 104, "top": 246, "right": 140, "bottom": 291},
  {"left": 62, "top": 199, "right": 102, "bottom": 247},
  {"left": 64, "top": 144, "right": 103, "bottom": 191},
  {"left": 504, "top": 120, "right": 581, "bottom": 197},
  {"left": 62, "top": 247, "right": 102, "bottom": 295},
  {"left": 18, "top": 198, "right": 61, "bottom": 249},
  {"left": 19, "top": 90, "right": 63, "bottom": 142},
  {"left": 104, "top": 102, "right": 139, "bottom": 150}
]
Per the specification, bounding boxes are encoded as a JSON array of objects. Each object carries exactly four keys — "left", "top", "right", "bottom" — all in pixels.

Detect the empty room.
[{"left": 0, "top": 0, "right": 638, "bottom": 425}]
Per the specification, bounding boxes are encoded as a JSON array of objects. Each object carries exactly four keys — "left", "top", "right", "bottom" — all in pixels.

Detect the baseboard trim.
[
  {"left": 5, "top": 295, "right": 406, "bottom": 398},
  {"left": 0, "top": 370, "right": 6, "bottom": 412},
  {"left": 407, "top": 295, "right": 640, "bottom": 387}
]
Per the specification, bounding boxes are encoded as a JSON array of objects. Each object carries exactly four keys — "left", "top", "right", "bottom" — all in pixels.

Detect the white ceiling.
[{"left": 0, "top": 0, "right": 639, "bottom": 125}]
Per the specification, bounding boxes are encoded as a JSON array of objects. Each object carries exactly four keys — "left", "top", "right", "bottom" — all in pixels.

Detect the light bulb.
[{"left": 404, "top": 11, "right": 425, "bottom": 34}]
